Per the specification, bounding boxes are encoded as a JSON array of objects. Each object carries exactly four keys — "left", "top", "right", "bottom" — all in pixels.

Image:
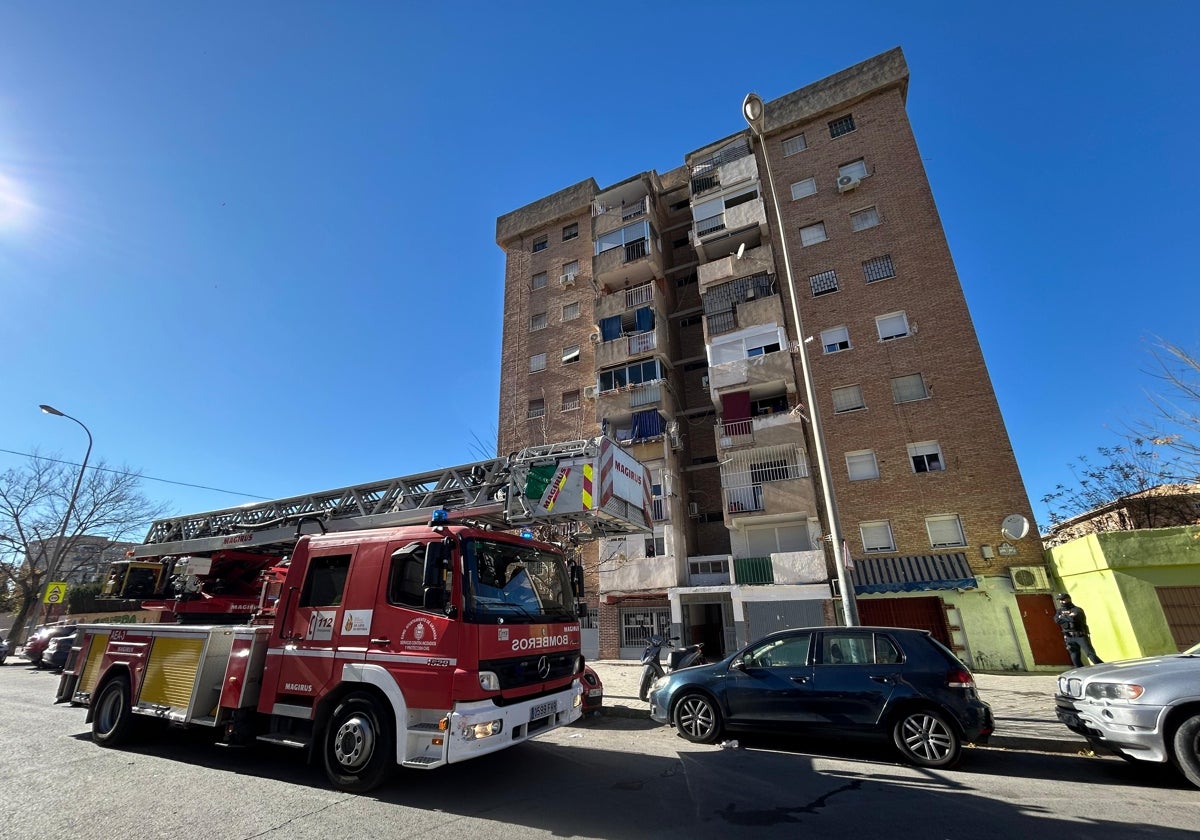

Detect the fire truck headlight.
[
  {"left": 573, "top": 691, "right": 583, "bottom": 708},
  {"left": 462, "top": 719, "right": 504, "bottom": 740},
  {"left": 479, "top": 671, "right": 500, "bottom": 692}
]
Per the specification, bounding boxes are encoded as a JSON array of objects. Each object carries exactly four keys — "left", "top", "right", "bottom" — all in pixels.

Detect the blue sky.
[{"left": 1, "top": 2, "right": 1196, "bottom": 534}]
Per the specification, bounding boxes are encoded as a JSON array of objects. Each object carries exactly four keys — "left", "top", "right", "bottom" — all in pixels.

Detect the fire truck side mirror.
[{"left": 570, "top": 561, "right": 584, "bottom": 599}]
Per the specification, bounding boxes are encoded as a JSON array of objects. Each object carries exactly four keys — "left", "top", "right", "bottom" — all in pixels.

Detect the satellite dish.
[
  {"left": 735, "top": 242, "right": 746, "bottom": 260},
  {"left": 1000, "top": 514, "right": 1030, "bottom": 541}
]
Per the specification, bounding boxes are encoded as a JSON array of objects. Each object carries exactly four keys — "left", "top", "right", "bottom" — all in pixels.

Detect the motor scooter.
[
  {"left": 638, "top": 634, "right": 705, "bottom": 701},
  {"left": 0, "top": 637, "right": 8, "bottom": 666}
]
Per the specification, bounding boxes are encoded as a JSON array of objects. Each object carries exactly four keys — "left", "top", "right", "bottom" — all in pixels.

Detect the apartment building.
[{"left": 496, "top": 48, "right": 1053, "bottom": 670}]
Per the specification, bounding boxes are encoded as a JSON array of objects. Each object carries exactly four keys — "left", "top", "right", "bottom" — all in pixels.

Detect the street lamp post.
[
  {"left": 35, "top": 404, "right": 93, "bottom": 627},
  {"left": 742, "top": 93, "right": 859, "bottom": 625}
]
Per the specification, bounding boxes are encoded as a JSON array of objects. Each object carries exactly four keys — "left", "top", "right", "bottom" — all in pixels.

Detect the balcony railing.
[
  {"left": 625, "top": 238, "right": 648, "bottom": 263},
  {"left": 732, "top": 556, "right": 774, "bottom": 585},
  {"left": 717, "top": 418, "right": 754, "bottom": 448},
  {"left": 625, "top": 283, "right": 653, "bottom": 308},
  {"left": 724, "top": 486, "right": 764, "bottom": 514},
  {"left": 695, "top": 214, "right": 726, "bottom": 239},
  {"left": 621, "top": 197, "right": 649, "bottom": 221},
  {"left": 628, "top": 330, "right": 656, "bottom": 355},
  {"left": 629, "top": 381, "right": 662, "bottom": 408},
  {"left": 652, "top": 497, "right": 668, "bottom": 522}
]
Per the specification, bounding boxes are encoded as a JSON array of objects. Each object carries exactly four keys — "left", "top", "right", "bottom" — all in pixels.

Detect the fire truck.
[{"left": 59, "top": 437, "right": 651, "bottom": 792}]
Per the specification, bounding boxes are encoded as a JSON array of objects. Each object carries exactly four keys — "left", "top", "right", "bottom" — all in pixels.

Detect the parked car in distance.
[
  {"left": 581, "top": 665, "right": 603, "bottom": 715},
  {"left": 42, "top": 632, "right": 77, "bottom": 672},
  {"left": 1055, "top": 641, "right": 1200, "bottom": 788},
  {"left": 649, "top": 626, "right": 993, "bottom": 769},
  {"left": 23, "top": 624, "right": 76, "bottom": 668}
]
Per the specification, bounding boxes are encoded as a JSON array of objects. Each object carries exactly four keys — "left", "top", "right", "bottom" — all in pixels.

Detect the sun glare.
[{"left": 0, "top": 171, "right": 35, "bottom": 232}]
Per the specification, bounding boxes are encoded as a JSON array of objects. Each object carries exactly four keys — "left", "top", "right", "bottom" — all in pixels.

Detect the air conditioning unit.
[
  {"left": 582, "top": 385, "right": 598, "bottom": 399},
  {"left": 589, "top": 331, "right": 602, "bottom": 344},
  {"left": 688, "top": 502, "right": 700, "bottom": 517},
  {"left": 559, "top": 274, "right": 576, "bottom": 287},
  {"left": 836, "top": 174, "right": 861, "bottom": 193},
  {"left": 700, "top": 375, "right": 710, "bottom": 387},
  {"left": 1009, "top": 565, "right": 1050, "bottom": 592}
]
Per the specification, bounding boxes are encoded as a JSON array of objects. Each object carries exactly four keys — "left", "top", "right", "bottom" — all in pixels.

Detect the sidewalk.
[{"left": 587, "top": 660, "right": 1089, "bottom": 755}]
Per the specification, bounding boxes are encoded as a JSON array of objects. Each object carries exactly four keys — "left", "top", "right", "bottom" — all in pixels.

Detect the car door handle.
[
  {"left": 870, "top": 675, "right": 894, "bottom": 685},
  {"left": 370, "top": 638, "right": 390, "bottom": 646},
  {"left": 790, "top": 675, "right": 810, "bottom": 684}
]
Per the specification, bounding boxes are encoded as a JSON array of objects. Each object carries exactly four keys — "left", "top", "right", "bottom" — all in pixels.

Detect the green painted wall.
[{"left": 1046, "top": 525, "right": 1200, "bottom": 659}]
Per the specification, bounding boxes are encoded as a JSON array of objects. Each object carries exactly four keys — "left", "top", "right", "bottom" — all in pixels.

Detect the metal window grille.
[
  {"left": 810, "top": 269, "right": 838, "bottom": 296},
  {"left": 530, "top": 353, "right": 546, "bottom": 372},
  {"left": 624, "top": 238, "right": 648, "bottom": 262},
  {"left": 696, "top": 215, "right": 726, "bottom": 238},
  {"left": 561, "top": 392, "right": 581, "bottom": 412},
  {"left": 562, "top": 302, "right": 580, "bottom": 321},
  {"left": 531, "top": 272, "right": 548, "bottom": 290},
  {"left": 527, "top": 400, "right": 546, "bottom": 419},
  {"left": 621, "top": 607, "right": 670, "bottom": 649},
  {"left": 829, "top": 115, "right": 856, "bottom": 138},
  {"left": 562, "top": 223, "right": 578, "bottom": 241},
  {"left": 530, "top": 313, "right": 548, "bottom": 332},
  {"left": 533, "top": 236, "right": 548, "bottom": 252},
  {"left": 863, "top": 254, "right": 895, "bottom": 283}
]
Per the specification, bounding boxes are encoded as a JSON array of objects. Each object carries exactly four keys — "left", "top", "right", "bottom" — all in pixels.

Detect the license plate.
[
  {"left": 588, "top": 689, "right": 602, "bottom": 698},
  {"left": 530, "top": 700, "right": 557, "bottom": 720}
]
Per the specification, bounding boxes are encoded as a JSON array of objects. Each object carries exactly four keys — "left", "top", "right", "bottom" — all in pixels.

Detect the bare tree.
[
  {"left": 0, "top": 452, "right": 169, "bottom": 646},
  {"left": 1140, "top": 338, "right": 1200, "bottom": 474}
]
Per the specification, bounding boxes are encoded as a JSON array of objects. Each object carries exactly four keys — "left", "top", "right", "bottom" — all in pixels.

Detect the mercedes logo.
[{"left": 537, "top": 655, "right": 550, "bottom": 680}]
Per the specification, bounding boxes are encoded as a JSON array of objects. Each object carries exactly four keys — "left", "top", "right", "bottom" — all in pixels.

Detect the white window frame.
[
  {"left": 799, "top": 222, "right": 827, "bottom": 247},
  {"left": 838, "top": 159, "right": 869, "bottom": 180},
  {"left": 851, "top": 206, "right": 881, "bottom": 232},
  {"left": 876, "top": 311, "right": 909, "bottom": 341},
  {"left": 926, "top": 514, "right": 966, "bottom": 548},
  {"left": 820, "top": 325, "right": 851, "bottom": 354},
  {"left": 908, "top": 441, "right": 945, "bottom": 473},
  {"left": 530, "top": 353, "right": 547, "bottom": 373},
  {"left": 891, "top": 373, "right": 929, "bottom": 403},
  {"left": 530, "top": 312, "right": 548, "bottom": 332},
  {"left": 562, "top": 345, "right": 580, "bottom": 365},
  {"left": 790, "top": 178, "right": 817, "bottom": 200},
  {"left": 846, "top": 450, "right": 879, "bottom": 481},
  {"left": 832, "top": 384, "right": 865, "bottom": 414},
  {"left": 561, "top": 301, "right": 580, "bottom": 321},
  {"left": 860, "top": 520, "right": 895, "bottom": 553},
  {"left": 782, "top": 134, "right": 807, "bottom": 156}
]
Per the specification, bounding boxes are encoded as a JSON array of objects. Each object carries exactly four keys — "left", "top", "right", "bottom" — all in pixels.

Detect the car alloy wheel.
[
  {"left": 893, "top": 709, "right": 961, "bottom": 768},
  {"left": 673, "top": 693, "right": 721, "bottom": 744}
]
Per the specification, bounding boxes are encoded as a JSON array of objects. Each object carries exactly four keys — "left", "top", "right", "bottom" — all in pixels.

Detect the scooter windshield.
[{"left": 462, "top": 538, "right": 575, "bottom": 624}]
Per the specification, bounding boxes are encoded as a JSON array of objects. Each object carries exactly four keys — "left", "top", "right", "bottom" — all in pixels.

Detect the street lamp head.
[
  {"left": 742, "top": 93, "right": 765, "bottom": 133},
  {"left": 39, "top": 404, "right": 65, "bottom": 417}
]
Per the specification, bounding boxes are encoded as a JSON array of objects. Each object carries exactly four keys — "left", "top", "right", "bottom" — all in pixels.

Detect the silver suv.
[{"left": 1055, "top": 641, "right": 1200, "bottom": 787}]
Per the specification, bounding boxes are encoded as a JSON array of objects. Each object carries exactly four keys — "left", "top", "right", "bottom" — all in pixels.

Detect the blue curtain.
[
  {"left": 635, "top": 307, "right": 654, "bottom": 332},
  {"left": 600, "top": 316, "right": 622, "bottom": 341},
  {"left": 630, "top": 410, "right": 663, "bottom": 440}
]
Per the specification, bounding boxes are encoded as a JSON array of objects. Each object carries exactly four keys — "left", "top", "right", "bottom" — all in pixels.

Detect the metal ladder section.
[{"left": 132, "top": 438, "right": 609, "bottom": 559}]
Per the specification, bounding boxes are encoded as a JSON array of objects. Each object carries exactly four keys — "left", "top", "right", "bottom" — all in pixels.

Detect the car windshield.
[{"left": 462, "top": 537, "right": 574, "bottom": 623}]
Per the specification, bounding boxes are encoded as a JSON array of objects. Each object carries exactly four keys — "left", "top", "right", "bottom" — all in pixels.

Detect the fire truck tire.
[
  {"left": 323, "top": 693, "right": 394, "bottom": 793},
  {"left": 93, "top": 674, "right": 136, "bottom": 748}
]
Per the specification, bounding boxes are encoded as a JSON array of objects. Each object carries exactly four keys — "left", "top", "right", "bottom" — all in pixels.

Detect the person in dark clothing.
[{"left": 1053, "top": 593, "right": 1104, "bottom": 667}]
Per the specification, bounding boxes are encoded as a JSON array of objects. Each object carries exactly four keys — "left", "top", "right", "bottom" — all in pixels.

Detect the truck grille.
[{"left": 480, "top": 652, "right": 576, "bottom": 691}]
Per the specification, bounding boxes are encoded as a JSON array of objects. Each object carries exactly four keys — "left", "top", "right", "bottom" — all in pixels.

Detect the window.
[
  {"left": 676, "top": 273, "right": 697, "bottom": 288},
  {"left": 926, "top": 514, "right": 966, "bottom": 548},
  {"left": 562, "top": 260, "right": 579, "bottom": 281},
  {"left": 527, "top": 398, "right": 545, "bottom": 419},
  {"left": 782, "top": 134, "right": 807, "bottom": 156},
  {"left": 599, "top": 358, "right": 662, "bottom": 392},
  {"left": 800, "top": 222, "right": 827, "bottom": 247},
  {"left": 876, "top": 311, "right": 910, "bottom": 341},
  {"left": 860, "top": 521, "right": 895, "bottom": 553},
  {"left": 530, "top": 353, "right": 546, "bottom": 373},
  {"left": 809, "top": 269, "right": 838, "bottom": 297},
  {"left": 838, "top": 159, "right": 868, "bottom": 180},
  {"left": 644, "top": 535, "right": 665, "bottom": 557},
  {"left": 743, "top": 633, "right": 812, "bottom": 668},
  {"left": 863, "top": 254, "right": 896, "bottom": 283},
  {"left": 829, "top": 114, "right": 856, "bottom": 138},
  {"left": 530, "top": 312, "right": 548, "bottom": 332},
  {"left": 908, "top": 441, "right": 945, "bottom": 473},
  {"left": 820, "top": 325, "right": 850, "bottom": 354},
  {"left": 891, "top": 373, "right": 929, "bottom": 403},
  {"left": 790, "top": 178, "right": 817, "bottom": 200},
  {"left": 851, "top": 206, "right": 881, "bottom": 232},
  {"left": 680, "top": 314, "right": 702, "bottom": 328},
  {"left": 531, "top": 272, "right": 548, "bottom": 291},
  {"left": 386, "top": 545, "right": 427, "bottom": 608},
  {"left": 747, "top": 339, "right": 782, "bottom": 357},
  {"left": 562, "top": 301, "right": 580, "bottom": 321},
  {"left": 562, "top": 223, "right": 578, "bottom": 241},
  {"left": 561, "top": 390, "right": 580, "bottom": 412},
  {"left": 673, "top": 236, "right": 689, "bottom": 249},
  {"left": 832, "top": 384, "right": 865, "bottom": 413},
  {"left": 846, "top": 450, "right": 879, "bottom": 481},
  {"left": 562, "top": 345, "right": 580, "bottom": 365},
  {"left": 300, "top": 553, "right": 351, "bottom": 607},
  {"left": 532, "top": 235, "right": 548, "bottom": 253}
]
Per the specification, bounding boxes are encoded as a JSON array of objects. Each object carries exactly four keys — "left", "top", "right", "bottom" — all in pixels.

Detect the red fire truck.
[{"left": 59, "top": 438, "right": 651, "bottom": 792}]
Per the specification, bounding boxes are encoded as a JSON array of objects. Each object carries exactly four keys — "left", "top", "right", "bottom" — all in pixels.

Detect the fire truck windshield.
[{"left": 462, "top": 538, "right": 574, "bottom": 623}]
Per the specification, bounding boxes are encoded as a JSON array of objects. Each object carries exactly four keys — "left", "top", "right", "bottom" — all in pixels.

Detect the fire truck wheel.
[
  {"left": 323, "top": 693, "right": 394, "bottom": 793},
  {"left": 93, "top": 674, "right": 136, "bottom": 747}
]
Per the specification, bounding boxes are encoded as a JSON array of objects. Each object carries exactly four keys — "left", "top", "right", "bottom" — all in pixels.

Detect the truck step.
[
  {"left": 402, "top": 755, "right": 442, "bottom": 767},
  {"left": 408, "top": 723, "right": 442, "bottom": 733},
  {"left": 255, "top": 733, "right": 309, "bottom": 749}
]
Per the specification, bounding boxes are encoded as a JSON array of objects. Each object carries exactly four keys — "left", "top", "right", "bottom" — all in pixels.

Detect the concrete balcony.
[
  {"left": 723, "top": 475, "right": 818, "bottom": 525},
  {"left": 716, "top": 410, "right": 806, "bottom": 452},
  {"left": 595, "top": 321, "right": 669, "bottom": 368},
  {"left": 595, "top": 380, "right": 666, "bottom": 418},
  {"left": 704, "top": 293, "right": 787, "bottom": 343},
  {"left": 698, "top": 243, "right": 776, "bottom": 293},
  {"left": 593, "top": 195, "right": 653, "bottom": 239},
  {"left": 693, "top": 197, "right": 767, "bottom": 262},
  {"left": 689, "top": 141, "right": 756, "bottom": 199},
  {"left": 708, "top": 349, "right": 795, "bottom": 395},
  {"left": 593, "top": 235, "right": 662, "bottom": 290},
  {"left": 600, "top": 554, "right": 681, "bottom": 593},
  {"left": 730, "top": 550, "right": 826, "bottom": 586},
  {"left": 686, "top": 554, "right": 732, "bottom": 587},
  {"left": 595, "top": 280, "right": 657, "bottom": 321}
]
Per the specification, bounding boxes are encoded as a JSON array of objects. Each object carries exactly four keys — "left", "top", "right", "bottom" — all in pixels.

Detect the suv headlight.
[{"left": 1084, "top": 682, "right": 1144, "bottom": 700}]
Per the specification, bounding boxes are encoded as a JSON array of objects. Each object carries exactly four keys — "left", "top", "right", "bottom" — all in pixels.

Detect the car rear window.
[{"left": 926, "top": 636, "right": 970, "bottom": 669}]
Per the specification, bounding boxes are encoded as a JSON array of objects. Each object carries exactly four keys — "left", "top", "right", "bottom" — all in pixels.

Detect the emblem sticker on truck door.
[
  {"left": 342, "top": 610, "right": 372, "bottom": 635},
  {"left": 306, "top": 610, "right": 337, "bottom": 641}
]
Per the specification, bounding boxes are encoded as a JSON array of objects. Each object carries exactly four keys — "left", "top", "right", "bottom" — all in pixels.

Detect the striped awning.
[{"left": 850, "top": 553, "right": 977, "bottom": 594}]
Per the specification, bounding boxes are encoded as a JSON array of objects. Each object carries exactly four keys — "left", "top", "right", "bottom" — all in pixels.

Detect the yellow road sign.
[{"left": 43, "top": 582, "right": 67, "bottom": 604}]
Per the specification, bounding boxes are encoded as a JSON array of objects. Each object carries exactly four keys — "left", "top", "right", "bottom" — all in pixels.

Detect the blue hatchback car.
[{"left": 649, "top": 626, "right": 993, "bottom": 768}]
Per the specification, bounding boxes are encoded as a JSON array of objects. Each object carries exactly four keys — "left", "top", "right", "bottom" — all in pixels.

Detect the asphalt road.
[{"left": 1, "top": 663, "right": 1195, "bottom": 840}]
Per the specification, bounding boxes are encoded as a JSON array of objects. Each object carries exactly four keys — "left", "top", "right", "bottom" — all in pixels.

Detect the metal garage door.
[
  {"left": 744, "top": 599, "right": 826, "bottom": 642},
  {"left": 1156, "top": 586, "right": 1200, "bottom": 650},
  {"left": 856, "top": 596, "right": 952, "bottom": 647}
]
